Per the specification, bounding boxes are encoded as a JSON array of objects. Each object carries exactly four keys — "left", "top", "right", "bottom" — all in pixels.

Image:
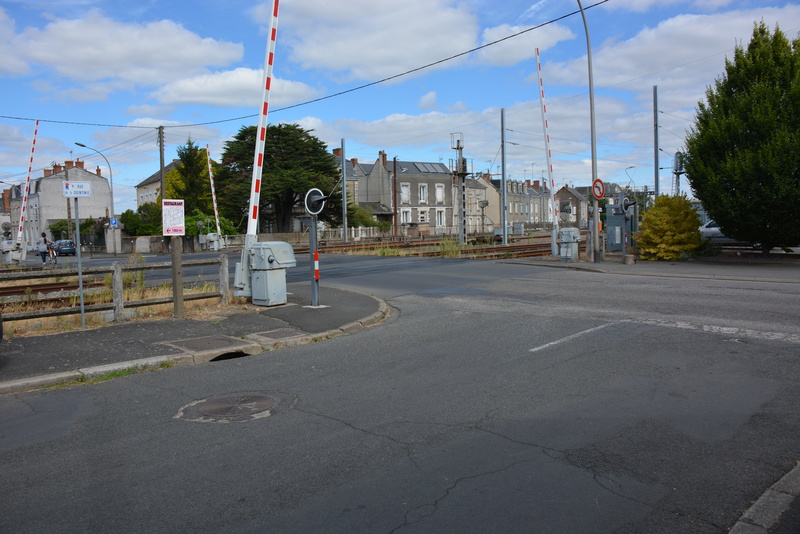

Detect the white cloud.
[
  {"left": 545, "top": 6, "right": 800, "bottom": 109},
  {"left": 603, "top": 0, "right": 736, "bottom": 12},
  {"left": 602, "top": 0, "right": 684, "bottom": 12},
  {"left": 419, "top": 91, "right": 438, "bottom": 110},
  {"left": 475, "top": 23, "right": 575, "bottom": 66},
  {"left": 279, "top": 0, "right": 479, "bottom": 80},
  {"left": 0, "top": 8, "right": 27, "bottom": 75},
  {"left": 153, "top": 68, "right": 322, "bottom": 108},
  {"left": 10, "top": 9, "right": 242, "bottom": 90}
]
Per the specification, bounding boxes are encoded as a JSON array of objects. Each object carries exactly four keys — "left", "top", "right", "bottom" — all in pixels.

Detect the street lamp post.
[
  {"left": 75, "top": 142, "right": 115, "bottom": 255},
  {"left": 577, "top": 0, "right": 600, "bottom": 263}
]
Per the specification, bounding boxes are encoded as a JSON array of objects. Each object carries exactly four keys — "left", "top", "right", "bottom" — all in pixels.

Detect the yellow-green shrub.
[{"left": 636, "top": 195, "right": 702, "bottom": 261}]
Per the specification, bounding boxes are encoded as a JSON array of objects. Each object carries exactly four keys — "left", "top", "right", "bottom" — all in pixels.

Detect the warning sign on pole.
[{"left": 162, "top": 199, "right": 185, "bottom": 236}]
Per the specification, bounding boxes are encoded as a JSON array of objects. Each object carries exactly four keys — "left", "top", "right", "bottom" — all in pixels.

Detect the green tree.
[
  {"left": 214, "top": 124, "right": 340, "bottom": 233},
  {"left": 48, "top": 218, "right": 95, "bottom": 239},
  {"left": 684, "top": 22, "right": 800, "bottom": 252},
  {"left": 213, "top": 126, "right": 256, "bottom": 232},
  {"left": 119, "top": 202, "right": 163, "bottom": 236},
  {"left": 171, "top": 138, "right": 212, "bottom": 215},
  {"left": 347, "top": 203, "right": 378, "bottom": 228},
  {"left": 184, "top": 209, "right": 237, "bottom": 237},
  {"left": 637, "top": 195, "right": 702, "bottom": 261}
]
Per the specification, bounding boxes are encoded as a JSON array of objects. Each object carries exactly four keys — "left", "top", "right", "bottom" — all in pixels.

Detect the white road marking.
[
  {"left": 630, "top": 319, "right": 800, "bottom": 344},
  {"left": 529, "top": 323, "right": 615, "bottom": 353}
]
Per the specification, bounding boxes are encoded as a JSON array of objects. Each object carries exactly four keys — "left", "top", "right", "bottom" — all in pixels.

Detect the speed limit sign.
[{"left": 592, "top": 179, "right": 605, "bottom": 200}]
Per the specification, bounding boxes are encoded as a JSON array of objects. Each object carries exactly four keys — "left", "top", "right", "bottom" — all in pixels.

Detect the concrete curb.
[
  {"left": 729, "top": 461, "right": 800, "bottom": 533},
  {"left": 0, "top": 295, "right": 390, "bottom": 396}
]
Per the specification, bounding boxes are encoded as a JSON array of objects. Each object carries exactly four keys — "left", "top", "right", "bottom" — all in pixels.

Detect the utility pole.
[
  {"left": 158, "top": 125, "right": 165, "bottom": 201},
  {"left": 653, "top": 86, "right": 659, "bottom": 197},
  {"left": 392, "top": 157, "right": 398, "bottom": 239},
  {"left": 158, "top": 124, "right": 183, "bottom": 317},
  {"left": 340, "top": 138, "right": 348, "bottom": 243},
  {"left": 500, "top": 109, "right": 508, "bottom": 245},
  {"left": 451, "top": 133, "right": 467, "bottom": 244}
]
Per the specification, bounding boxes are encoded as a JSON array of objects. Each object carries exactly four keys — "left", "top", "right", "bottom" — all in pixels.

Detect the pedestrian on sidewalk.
[{"left": 37, "top": 232, "right": 52, "bottom": 265}]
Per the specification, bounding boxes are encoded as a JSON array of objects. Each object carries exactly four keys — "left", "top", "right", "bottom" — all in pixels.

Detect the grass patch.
[{"left": 44, "top": 361, "right": 174, "bottom": 389}]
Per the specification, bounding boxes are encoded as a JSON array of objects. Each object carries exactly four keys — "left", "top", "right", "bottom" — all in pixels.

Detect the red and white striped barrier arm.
[
  {"left": 245, "top": 0, "right": 280, "bottom": 238},
  {"left": 16, "top": 119, "right": 38, "bottom": 248},
  {"left": 206, "top": 144, "right": 222, "bottom": 235}
]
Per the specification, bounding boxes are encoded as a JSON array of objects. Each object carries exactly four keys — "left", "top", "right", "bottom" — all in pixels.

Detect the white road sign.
[{"left": 63, "top": 181, "right": 92, "bottom": 198}]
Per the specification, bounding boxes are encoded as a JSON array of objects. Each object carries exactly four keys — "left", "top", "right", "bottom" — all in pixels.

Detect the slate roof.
[
  {"left": 360, "top": 202, "right": 394, "bottom": 215},
  {"left": 136, "top": 160, "right": 181, "bottom": 187}
]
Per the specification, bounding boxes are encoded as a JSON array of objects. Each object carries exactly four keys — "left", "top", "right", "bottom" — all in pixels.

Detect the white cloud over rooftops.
[
  {"left": 154, "top": 69, "right": 322, "bottom": 108},
  {"left": 10, "top": 9, "right": 242, "bottom": 87}
]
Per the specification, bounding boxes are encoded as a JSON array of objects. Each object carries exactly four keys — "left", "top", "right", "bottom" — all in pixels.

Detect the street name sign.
[{"left": 63, "top": 181, "right": 92, "bottom": 198}]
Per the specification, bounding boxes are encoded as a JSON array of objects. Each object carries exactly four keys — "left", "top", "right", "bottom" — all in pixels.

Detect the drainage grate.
[{"left": 174, "top": 391, "right": 297, "bottom": 423}]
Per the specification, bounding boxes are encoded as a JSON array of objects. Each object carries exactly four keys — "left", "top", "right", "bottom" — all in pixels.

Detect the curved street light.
[{"left": 75, "top": 142, "right": 115, "bottom": 254}]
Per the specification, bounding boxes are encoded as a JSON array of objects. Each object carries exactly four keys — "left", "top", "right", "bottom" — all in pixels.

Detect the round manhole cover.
[
  {"left": 175, "top": 391, "right": 297, "bottom": 424},
  {"left": 198, "top": 394, "right": 274, "bottom": 417}
]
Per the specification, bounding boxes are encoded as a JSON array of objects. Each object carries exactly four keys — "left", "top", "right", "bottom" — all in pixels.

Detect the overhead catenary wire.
[{"left": 0, "top": 1, "right": 611, "bottom": 130}]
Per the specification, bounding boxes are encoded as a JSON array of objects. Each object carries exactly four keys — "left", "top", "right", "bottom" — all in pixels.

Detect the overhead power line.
[{"left": 0, "top": 1, "right": 610, "bottom": 130}]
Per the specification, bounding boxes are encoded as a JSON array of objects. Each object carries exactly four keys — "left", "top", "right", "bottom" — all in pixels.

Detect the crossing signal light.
[{"left": 304, "top": 188, "right": 330, "bottom": 215}]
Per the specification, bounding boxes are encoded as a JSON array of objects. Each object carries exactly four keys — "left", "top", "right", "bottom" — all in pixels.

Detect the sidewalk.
[{"left": 0, "top": 282, "right": 388, "bottom": 394}]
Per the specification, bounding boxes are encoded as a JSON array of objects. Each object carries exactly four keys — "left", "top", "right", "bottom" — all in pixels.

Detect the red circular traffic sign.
[{"left": 592, "top": 179, "right": 605, "bottom": 200}]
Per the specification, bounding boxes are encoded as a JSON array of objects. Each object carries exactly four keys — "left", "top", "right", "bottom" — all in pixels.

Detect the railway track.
[
  {"left": 310, "top": 238, "right": 579, "bottom": 259},
  {"left": 0, "top": 280, "right": 105, "bottom": 299}
]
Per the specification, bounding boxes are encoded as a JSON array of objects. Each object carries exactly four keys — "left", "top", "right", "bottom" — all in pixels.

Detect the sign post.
[
  {"left": 304, "top": 188, "right": 328, "bottom": 307},
  {"left": 590, "top": 179, "right": 605, "bottom": 263},
  {"left": 63, "top": 181, "right": 92, "bottom": 328},
  {"left": 162, "top": 199, "right": 185, "bottom": 318}
]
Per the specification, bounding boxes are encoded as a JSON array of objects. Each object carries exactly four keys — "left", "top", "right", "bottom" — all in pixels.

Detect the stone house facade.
[{"left": 8, "top": 160, "right": 113, "bottom": 249}]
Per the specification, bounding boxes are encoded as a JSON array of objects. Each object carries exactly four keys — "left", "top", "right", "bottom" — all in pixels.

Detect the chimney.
[
  {"left": 43, "top": 169, "right": 52, "bottom": 177},
  {"left": 76, "top": 159, "right": 85, "bottom": 170},
  {"left": 533, "top": 180, "right": 541, "bottom": 189},
  {"left": 351, "top": 157, "right": 358, "bottom": 166},
  {"left": 65, "top": 160, "right": 74, "bottom": 169},
  {"left": 54, "top": 163, "right": 63, "bottom": 174},
  {"left": 379, "top": 150, "right": 387, "bottom": 166},
  {"left": 2, "top": 189, "right": 9, "bottom": 212},
  {"left": 96, "top": 166, "right": 102, "bottom": 177},
  {"left": 332, "top": 148, "right": 342, "bottom": 157}
]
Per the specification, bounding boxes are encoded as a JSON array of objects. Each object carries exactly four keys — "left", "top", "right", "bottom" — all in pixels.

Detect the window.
[
  {"left": 419, "top": 210, "right": 428, "bottom": 223},
  {"left": 401, "top": 183, "right": 410, "bottom": 204},
  {"left": 436, "top": 209, "right": 445, "bottom": 227},
  {"left": 419, "top": 184, "right": 428, "bottom": 204},
  {"left": 401, "top": 209, "right": 411, "bottom": 224},
  {"left": 435, "top": 183, "right": 445, "bottom": 204}
]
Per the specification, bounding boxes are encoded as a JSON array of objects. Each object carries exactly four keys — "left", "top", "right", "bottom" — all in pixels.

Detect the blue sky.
[{"left": 1, "top": 0, "right": 798, "bottom": 215}]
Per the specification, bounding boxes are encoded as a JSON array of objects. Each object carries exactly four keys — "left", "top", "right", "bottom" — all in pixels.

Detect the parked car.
[
  {"left": 699, "top": 220, "right": 751, "bottom": 246},
  {"left": 51, "top": 239, "right": 76, "bottom": 256}
]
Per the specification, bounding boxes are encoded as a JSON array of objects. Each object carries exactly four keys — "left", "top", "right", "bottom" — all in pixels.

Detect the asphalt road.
[{"left": 2, "top": 257, "right": 799, "bottom": 533}]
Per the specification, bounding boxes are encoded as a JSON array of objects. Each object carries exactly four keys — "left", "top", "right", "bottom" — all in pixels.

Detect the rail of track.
[
  {"left": 0, "top": 279, "right": 106, "bottom": 299},
  {"left": 306, "top": 238, "right": 584, "bottom": 259}
]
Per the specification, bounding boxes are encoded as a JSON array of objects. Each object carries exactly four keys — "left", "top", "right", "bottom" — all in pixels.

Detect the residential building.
[
  {"left": 135, "top": 159, "right": 181, "bottom": 208},
  {"left": 8, "top": 160, "right": 113, "bottom": 249},
  {"left": 475, "top": 174, "right": 547, "bottom": 233},
  {"left": 355, "top": 151, "right": 456, "bottom": 236},
  {"left": 555, "top": 186, "right": 589, "bottom": 228}
]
